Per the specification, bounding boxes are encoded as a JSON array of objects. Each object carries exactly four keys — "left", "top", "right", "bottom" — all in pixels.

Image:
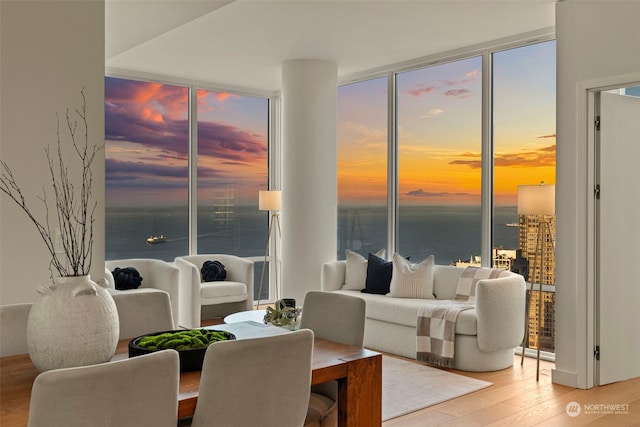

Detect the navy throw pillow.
[
  {"left": 362, "top": 252, "right": 392, "bottom": 295},
  {"left": 112, "top": 267, "right": 143, "bottom": 290},
  {"left": 201, "top": 260, "right": 227, "bottom": 282}
]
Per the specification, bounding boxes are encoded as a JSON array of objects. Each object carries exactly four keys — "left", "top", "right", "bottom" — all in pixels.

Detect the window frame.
[
  {"left": 338, "top": 31, "right": 556, "bottom": 359},
  {"left": 104, "top": 70, "right": 280, "bottom": 300},
  {"left": 337, "top": 30, "right": 555, "bottom": 267}
]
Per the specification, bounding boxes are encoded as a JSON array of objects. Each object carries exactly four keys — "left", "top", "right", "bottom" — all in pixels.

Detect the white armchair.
[
  {"left": 174, "top": 254, "right": 254, "bottom": 329},
  {"left": 104, "top": 258, "right": 180, "bottom": 327}
]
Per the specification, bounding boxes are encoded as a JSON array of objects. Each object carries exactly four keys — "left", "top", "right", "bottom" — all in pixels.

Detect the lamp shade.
[
  {"left": 259, "top": 190, "right": 281, "bottom": 211},
  {"left": 517, "top": 184, "right": 555, "bottom": 215}
]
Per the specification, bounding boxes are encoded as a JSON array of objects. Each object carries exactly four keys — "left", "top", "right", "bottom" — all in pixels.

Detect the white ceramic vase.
[{"left": 27, "top": 275, "right": 119, "bottom": 372}]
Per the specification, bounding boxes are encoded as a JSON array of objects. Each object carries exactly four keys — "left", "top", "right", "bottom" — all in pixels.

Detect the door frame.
[{"left": 582, "top": 72, "right": 640, "bottom": 389}]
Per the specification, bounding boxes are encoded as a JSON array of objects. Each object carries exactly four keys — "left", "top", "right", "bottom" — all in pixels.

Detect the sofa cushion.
[
  {"left": 362, "top": 252, "right": 392, "bottom": 295},
  {"left": 455, "top": 267, "right": 509, "bottom": 302},
  {"left": 432, "top": 265, "right": 465, "bottom": 299},
  {"left": 388, "top": 253, "right": 434, "bottom": 299},
  {"left": 343, "top": 249, "right": 385, "bottom": 291},
  {"left": 332, "top": 290, "right": 477, "bottom": 336},
  {"left": 200, "top": 281, "right": 247, "bottom": 300}
]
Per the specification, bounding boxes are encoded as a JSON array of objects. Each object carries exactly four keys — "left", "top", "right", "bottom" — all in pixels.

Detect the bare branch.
[{"left": 0, "top": 89, "right": 100, "bottom": 277}]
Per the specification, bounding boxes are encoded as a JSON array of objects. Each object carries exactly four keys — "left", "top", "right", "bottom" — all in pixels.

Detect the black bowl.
[{"left": 128, "top": 329, "right": 235, "bottom": 372}]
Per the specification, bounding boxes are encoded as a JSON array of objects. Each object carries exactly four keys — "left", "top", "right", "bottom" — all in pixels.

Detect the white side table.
[{"left": 223, "top": 309, "right": 267, "bottom": 324}]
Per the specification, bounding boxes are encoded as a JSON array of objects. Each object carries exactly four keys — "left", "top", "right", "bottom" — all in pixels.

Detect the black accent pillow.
[
  {"left": 361, "top": 252, "right": 392, "bottom": 295},
  {"left": 201, "top": 260, "right": 227, "bottom": 282},
  {"left": 112, "top": 267, "right": 143, "bottom": 290}
]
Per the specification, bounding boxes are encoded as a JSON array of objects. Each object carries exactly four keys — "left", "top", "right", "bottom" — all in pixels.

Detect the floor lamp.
[
  {"left": 256, "top": 190, "right": 281, "bottom": 309},
  {"left": 518, "top": 182, "right": 555, "bottom": 381}
]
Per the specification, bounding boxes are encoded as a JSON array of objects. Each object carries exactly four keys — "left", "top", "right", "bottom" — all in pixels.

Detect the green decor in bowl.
[{"left": 129, "top": 329, "right": 235, "bottom": 371}]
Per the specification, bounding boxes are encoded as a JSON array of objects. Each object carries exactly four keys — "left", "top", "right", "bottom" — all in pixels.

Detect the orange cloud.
[
  {"left": 141, "top": 107, "right": 163, "bottom": 123},
  {"left": 449, "top": 144, "right": 556, "bottom": 169},
  {"left": 215, "top": 92, "right": 238, "bottom": 101}
]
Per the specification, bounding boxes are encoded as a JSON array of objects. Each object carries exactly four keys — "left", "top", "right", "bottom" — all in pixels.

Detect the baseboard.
[{"left": 552, "top": 368, "right": 578, "bottom": 387}]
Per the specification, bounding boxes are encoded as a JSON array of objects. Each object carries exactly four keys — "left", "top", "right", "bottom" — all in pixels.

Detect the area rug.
[{"left": 382, "top": 355, "right": 492, "bottom": 421}]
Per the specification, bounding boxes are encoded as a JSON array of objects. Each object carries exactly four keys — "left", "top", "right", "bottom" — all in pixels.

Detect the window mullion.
[
  {"left": 387, "top": 72, "right": 398, "bottom": 257},
  {"left": 481, "top": 51, "right": 493, "bottom": 267},
  {"left": 188, "top": 86, "right": 198, "bottom": 255}
]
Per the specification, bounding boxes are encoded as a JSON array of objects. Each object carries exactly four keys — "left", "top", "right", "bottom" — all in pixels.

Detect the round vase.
[{"left": 27, "top": 275, "right": 119, "bottom": 372}]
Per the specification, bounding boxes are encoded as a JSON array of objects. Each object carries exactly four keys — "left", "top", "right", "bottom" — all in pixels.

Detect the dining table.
[{"left": 0, "top": 321, "right": 382, "bottom": 427}]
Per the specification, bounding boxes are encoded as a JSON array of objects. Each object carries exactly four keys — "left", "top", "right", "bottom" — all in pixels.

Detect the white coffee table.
[{"left": 223, "top": 309, "right": 267, "bottom": 324}]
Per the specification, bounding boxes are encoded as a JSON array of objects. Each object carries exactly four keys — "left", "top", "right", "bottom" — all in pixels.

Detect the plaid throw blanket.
[{"left": 416, "top": 302, "right": 473, "bottom": 368}]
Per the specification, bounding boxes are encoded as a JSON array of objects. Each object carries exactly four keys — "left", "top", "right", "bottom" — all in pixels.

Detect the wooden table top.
[{"left": 0, "top": 322, "right": 381, "bottom": 426}]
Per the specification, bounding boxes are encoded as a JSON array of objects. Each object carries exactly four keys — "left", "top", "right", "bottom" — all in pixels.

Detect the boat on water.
[
  {"left": 505, "top": 223, "right": 519, "bottom": 227},
  {"left": 147, "top": 234, "right": 166, "bottom": 244}
]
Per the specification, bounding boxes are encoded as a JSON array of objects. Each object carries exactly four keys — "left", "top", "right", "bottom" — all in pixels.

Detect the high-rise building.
[
  {"left": 519, "top": 214, "right": 556, "bottom": 284},
  {"left": 519, "top": 214, "right": 556, "bottom": 352}
]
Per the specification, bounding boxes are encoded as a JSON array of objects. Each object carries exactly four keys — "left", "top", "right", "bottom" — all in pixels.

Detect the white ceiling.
[{"left": 105, "top": 0, "right": 556, "bottom": 93}]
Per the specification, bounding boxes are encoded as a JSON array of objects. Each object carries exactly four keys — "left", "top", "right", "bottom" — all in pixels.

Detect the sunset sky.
[
  {"left": 106, "top": 41, "right": 555, "bottom": 208},
  {"left": 105, "top": 78, "right": 268, "bottom": 207},
  {"left": 338, "top": 40, "right": 556, "bottom": 207}
]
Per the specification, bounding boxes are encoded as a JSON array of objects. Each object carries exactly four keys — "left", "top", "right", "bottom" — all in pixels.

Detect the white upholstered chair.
[
  {"left": 110, "top": 291, "right": 175, "bottom": 339},
  {"left": 27, "top": 349, "right": 180, "bottom": 427},
  {"left": 0, "top": 303, "right": 32, "bottom": 356},
  {"left": 104, "top": 258, "right": 180, "bottom": 326},
  {"left": 300, "top": 291, "right": 367, "bottom": 427},
  {"left": 190, "top": 329, "right": 314, "bottom": 427},
  {"left": 174, "top": 254, "right": 254, "bottom": 329}
]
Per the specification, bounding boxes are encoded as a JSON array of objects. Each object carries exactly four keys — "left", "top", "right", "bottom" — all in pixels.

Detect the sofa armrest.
[
  {"left": 103, "top": 267, "right": 116, "bottom": 289},
  {"left": 475, "top": 274, "right": 526, "bottom": 352},
  {"left": 321, "top": 261, "right": 346, "bottom": 292},
  {"left": 218, "top": 255, "right": 254, "bottom": 311}
]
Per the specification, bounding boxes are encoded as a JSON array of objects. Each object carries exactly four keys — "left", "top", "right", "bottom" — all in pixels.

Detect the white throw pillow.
[
  {"left": 388, "top": 253, "right": 434, "bottom": 299},
  {"left": 343, "top": 248, "right": 385, "bottom": 290}
]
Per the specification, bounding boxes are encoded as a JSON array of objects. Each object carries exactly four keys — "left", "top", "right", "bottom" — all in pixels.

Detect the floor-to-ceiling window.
[
  {"left": 492, "top": 40, "right": 556, "bottom": 352},
  {"left": 105, "top": 77, "right": 189, "bottom": 261},
  {"left": 196, "top": 89, "right": 269, "bottom": 257},
  {"left": 397, "top": 57, "right": 482, "bottom": 264},
  {"left": 337, "top": 77, "right": 388, "bottom": 259},
  {"left": 337, "top": 38, "right": 556, "bottom": 354},
  {"left": 105, "top": 77, "right": 271, "bottom": 300}
]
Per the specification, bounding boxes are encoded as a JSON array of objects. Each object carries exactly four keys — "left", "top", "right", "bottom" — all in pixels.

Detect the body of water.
[{"left": 107, "top": 205, "right": 519, "bottom": 266}]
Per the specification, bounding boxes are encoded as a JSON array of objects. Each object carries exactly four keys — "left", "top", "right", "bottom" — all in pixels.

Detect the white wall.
[
  {"left": 554, "top": 0, "right": 640, "bottom": 388},
  {"left": 0, "top": 1, "right": 105, "bottom": 304}
]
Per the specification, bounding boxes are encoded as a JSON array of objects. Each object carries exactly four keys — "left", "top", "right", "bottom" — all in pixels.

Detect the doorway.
[{"left": 594, "top": 85, "right": 640, "bottom": 385}]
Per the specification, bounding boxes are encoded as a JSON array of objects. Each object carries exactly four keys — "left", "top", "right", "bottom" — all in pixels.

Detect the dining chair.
[
  {"left": 299, "top": 291, "right": 366, "bottom": 427},
  {"left": 190, "top": 329, "right": 314, "bottom": 427},
  {"left": 27, "top": 349, "right": 179, "bottom": 427},
  {"left": 110, "top": 290, "right": 175, "bottom": 339},
  {"left": 0, "top": 303, "right": 32, "bottom": 356}
]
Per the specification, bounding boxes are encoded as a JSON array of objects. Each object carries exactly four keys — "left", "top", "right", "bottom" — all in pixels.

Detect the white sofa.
[{"left": 321, "top": 260, "right": 526, "bottom": 372}]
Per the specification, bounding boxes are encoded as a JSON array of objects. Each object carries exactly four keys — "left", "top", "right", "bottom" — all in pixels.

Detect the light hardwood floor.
[
  {"left": 203, "top": 318, "right": 640, "bottom": 426},
  {"left": 383, "top": 355, "right": 640, "bottom": 426}
]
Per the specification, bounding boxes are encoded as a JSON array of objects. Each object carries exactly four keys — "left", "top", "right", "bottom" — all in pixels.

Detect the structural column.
[{"left": 281, "top": 59, "right": 338, "bottom": 303}]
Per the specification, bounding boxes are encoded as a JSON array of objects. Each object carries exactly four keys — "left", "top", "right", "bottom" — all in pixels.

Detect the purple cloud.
[{"left": 443, "top": 89, "right": 471, "bottom": 98}]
